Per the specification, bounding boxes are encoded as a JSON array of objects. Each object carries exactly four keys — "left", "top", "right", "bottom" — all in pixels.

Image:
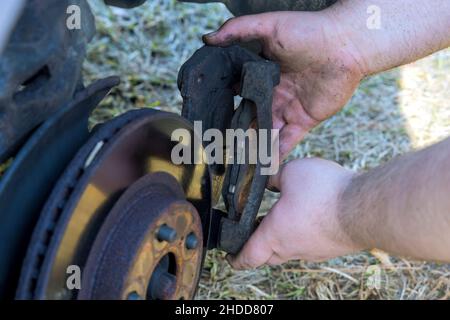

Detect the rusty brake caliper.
[{"left": 178, "top": 45, "right": 280, "bottom": 254}]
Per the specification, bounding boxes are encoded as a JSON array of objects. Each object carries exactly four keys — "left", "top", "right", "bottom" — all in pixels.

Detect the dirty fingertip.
[
  {"left": 202, "top": 31, "right": 218, "bottom": 44},
  {"left": 226, "top": 254, "right": 241, "bottom": 269},
  {"left": 225, "top": 253, "right": 235, "bottom": 265}
]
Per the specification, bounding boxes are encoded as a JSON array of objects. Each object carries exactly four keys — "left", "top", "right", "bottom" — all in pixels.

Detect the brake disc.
[
  {"left": 0, "top": 77, "right": 119, "bottom": 299},
  {"left": 16, "top": 107, "right": 211, "bottom": 300}
]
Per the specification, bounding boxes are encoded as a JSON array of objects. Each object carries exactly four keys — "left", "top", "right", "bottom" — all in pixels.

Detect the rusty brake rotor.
[
  {"left": 16, "top": 108, "right": 211, "bottom": 300},
  {"left": 79, "top": 172, "right": 203, "bottom": 300}
]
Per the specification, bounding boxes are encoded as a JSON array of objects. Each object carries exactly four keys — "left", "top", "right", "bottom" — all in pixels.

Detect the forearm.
[
  {"left": 328, "top": 0, "right": 450, "bottom": 75},
  {"left": 339, "top": 137, "right": 450, "bottom": 261}
]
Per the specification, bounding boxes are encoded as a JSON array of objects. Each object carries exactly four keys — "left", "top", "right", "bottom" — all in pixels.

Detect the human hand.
[
  {"left": 204, "top": 11, "right": 366, "bottom": 159},
  {"left": 227, "top": 158, "right": 362, "bottom": 269}
]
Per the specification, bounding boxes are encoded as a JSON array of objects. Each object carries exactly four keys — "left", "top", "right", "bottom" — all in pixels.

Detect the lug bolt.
[
  {"left": 127, "top": 292, "right": 142, "bottom": 300},
  {"left": 185, "top": 232, "right": 198, "bottom": 250},
  {"left": 157, "top": 224, "right": 177, "bottom": 243}
]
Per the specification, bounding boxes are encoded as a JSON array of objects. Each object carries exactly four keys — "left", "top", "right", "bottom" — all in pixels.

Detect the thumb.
[
  {"left": 203, "top": 13, "right": 278, "bottom": 47},
  {"left": 227, "top": 215, "right": 275, "bottom": 270}
]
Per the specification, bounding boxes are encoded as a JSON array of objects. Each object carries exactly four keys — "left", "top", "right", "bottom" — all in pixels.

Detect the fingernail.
[
  {"left": 204, "top": 31, "right": 218, "bottom": 38},
  {"left": 202, "top": 31, "right": 218, "bottom": 43}
]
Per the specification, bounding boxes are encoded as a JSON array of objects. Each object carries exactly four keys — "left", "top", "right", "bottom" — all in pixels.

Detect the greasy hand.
[
  {"left": 228, "top": 158, "right": 362, "bottom": 269},
  {"left": 204, "top": 11, "right": 366, "bottom": 159}
]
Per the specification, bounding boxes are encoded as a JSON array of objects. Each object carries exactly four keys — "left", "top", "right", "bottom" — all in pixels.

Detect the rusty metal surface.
[
  {"left": 0, "top": 0, "right": 95, "bottom": 162},
  {"left": 79, "top": 172, "right": 203, "bottom": 300},
  {"left": 181, "top": 0, "right": 337, "bottom": 15},
  {"left": 16, "top": 109, "right": 211, "bottom": 300},
  {"left": 178, "top": 45, "right": 261, "bottom": 210},
  {"left": 178, "top": 45, "right": 279, "bottom": 254},
  {"left": 0, "top": 77, "right": 119, "bottom": 299},
  {"left": 219, "top": 60, "right": 279, "bottom": 254},
  {"left": 15, "top": 105, "right": 145, "bottom": 300}
]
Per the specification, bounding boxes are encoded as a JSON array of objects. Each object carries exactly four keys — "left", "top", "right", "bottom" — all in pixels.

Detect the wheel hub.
[{"left": 79, "top": 172, "right": 203, "bottom": 300}]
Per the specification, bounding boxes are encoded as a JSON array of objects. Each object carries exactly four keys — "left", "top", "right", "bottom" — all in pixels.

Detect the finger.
[
  {"left": 266, "top": 253, "right": 285, "bottom": 266},
  {"left": 203, "top": 13, "right": 278, "bottom": 47},
  {"left": 227, "top": 217, "right": 275, "bottom": 270},
  {"left": 272, "top": 117, "right": 285, "bottom": 131}
]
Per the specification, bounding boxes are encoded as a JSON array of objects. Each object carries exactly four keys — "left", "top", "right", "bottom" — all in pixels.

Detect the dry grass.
[{"left": 86, "top": 0, "right": 450, "bottom": 300}]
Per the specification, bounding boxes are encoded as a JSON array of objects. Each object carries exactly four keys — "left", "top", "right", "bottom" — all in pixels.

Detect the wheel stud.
[
  {"left": 157, "top": 224, "right": 177, "bottom": 243},
  {"left": 127, "top": 292, "right": 142, "bottom": 300},
  {"left": 185, "top": 232, "right": 198, "bottom": 250}
]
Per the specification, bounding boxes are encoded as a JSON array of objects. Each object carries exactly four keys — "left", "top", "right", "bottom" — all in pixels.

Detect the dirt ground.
[{"left": 86, "top": 0, "right": 450, "bottom": 299}]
